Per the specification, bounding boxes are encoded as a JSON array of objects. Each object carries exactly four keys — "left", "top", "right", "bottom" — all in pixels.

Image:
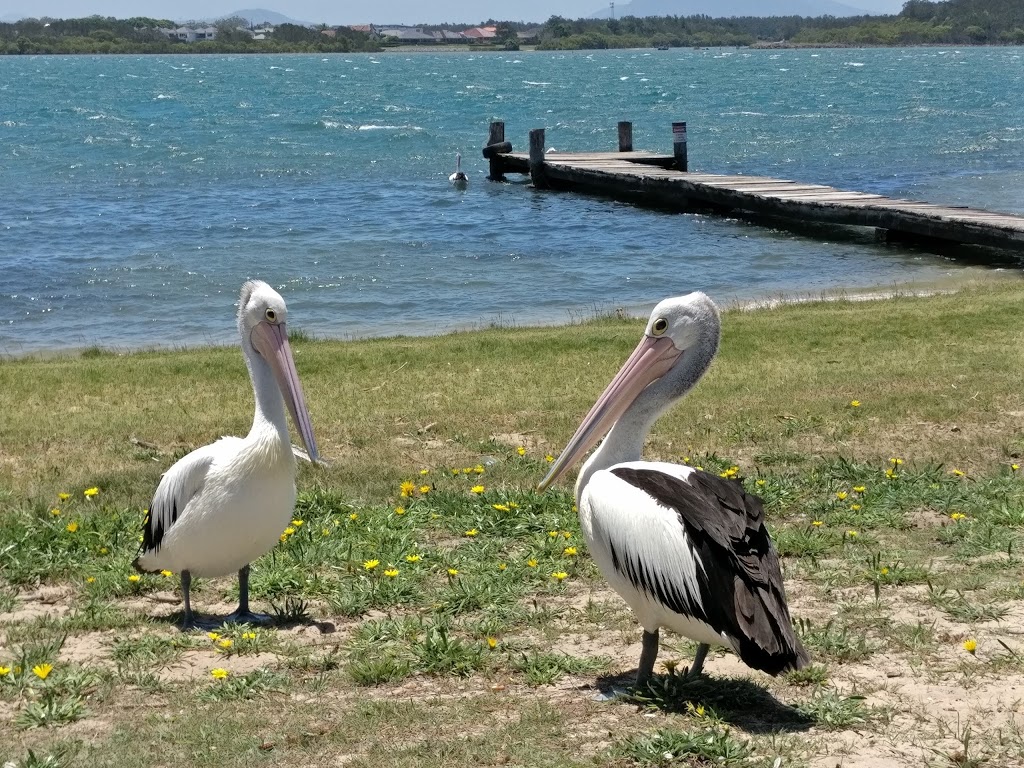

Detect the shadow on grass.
[{"left": 597, "top": 669, "right": 814, "bottom": 734}]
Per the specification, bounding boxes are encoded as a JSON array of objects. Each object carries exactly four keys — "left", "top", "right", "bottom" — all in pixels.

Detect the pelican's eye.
[
  {"left": 265, "top": 308, "right": 277, "bottom": 323},
  {"left": 651, "top": 317, "right": 668, "bottom": 336}
]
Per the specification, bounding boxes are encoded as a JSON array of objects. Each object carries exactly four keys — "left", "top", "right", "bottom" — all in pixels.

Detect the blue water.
[{"left": 1, "top": 47, "right": 1022, "bottom": 353}]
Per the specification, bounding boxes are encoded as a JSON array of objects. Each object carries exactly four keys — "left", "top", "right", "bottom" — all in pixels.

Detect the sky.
[{"left": 0, "top": 0, "right": 909, "bottom": 25}]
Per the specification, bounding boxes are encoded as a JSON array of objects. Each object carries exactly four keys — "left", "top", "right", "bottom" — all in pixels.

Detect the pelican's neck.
[
  {"left": 574, "top": 336, "right": 718, "bottom": 502},
  {"left": 246, "top": 349, "right": 290, "bottom": 445},
  {"left": 575, "top": 395, "right": 662, "bottom": 501}
]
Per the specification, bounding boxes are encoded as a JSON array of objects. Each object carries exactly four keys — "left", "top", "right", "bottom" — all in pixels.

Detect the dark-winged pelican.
[
  {"left": 449, "top": 152, "right": 468, "bottom": 188},
  {"left": 538, "top": 293, "right": 808, "bottom": 686},
  {"left": 134, "top": 280, "right": 320, "bottom": 629}
]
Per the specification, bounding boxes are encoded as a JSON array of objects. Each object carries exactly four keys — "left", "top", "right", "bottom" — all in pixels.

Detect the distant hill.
[
  {"left": 223, "top": 8, "right": 312, "bottom": 26},
  {"left": 594, "top": 0, "right": 871, "bottom": 18}
]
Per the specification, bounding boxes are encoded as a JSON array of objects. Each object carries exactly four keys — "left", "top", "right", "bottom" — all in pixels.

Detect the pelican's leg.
[
  {"left": 686, "top": 643, "right": 710, "bottom": 679},
  {"left": 179, "top": 570, "right": 205, "bottom": 630},
  {"left": 223, "top": 564, "right": 273, "bottom": 626},
  {"left": 636, "top": 628, "right": 660, "bottom": 688}
]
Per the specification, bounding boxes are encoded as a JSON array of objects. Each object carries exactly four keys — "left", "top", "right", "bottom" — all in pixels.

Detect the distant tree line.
[
  {"left": 522, "top": 0, "right": 1024, "bottom": 49},
  {"left": 0, "top": 15, "right": 381, "bottom": 54},
  {"left": 1, "top": 0, "right": 1022, "bottom": 55}
]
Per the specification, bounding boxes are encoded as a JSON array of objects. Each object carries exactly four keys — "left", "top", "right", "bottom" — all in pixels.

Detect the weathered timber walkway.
[{"left": 482, "top": 122, "right": 1024, "bottom": 254}]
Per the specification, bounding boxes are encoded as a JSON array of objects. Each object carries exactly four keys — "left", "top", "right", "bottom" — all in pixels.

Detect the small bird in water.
[
  {"left": 539, "top": 293, "right": 808, "bottom": 686},
  {"left": 449, "top": 152, "right": 468, "bottom": 188},
  {"left": 134, "top": 280, "right": 320, "bottom": 629}
]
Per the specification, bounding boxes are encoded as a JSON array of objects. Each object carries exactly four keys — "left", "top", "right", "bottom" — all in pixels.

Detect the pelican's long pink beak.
[
  {"left": 250, "top": 321, "right": 321, "bottom": 464},
  {"left": 538, "top": 335, "right": 681, "bottom": 492}
]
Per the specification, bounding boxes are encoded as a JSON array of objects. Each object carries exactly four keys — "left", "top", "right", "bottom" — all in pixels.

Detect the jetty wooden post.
[
  {"left": 672, "top": 121, "right": 688, "bottom": 172},
  {"left": 487, "top": 121, "right": 505, "bottom": 181},
  {"left": 618, "top": 121, "right": 633, "bottom": 152},
  {"left": 529, "top": 128, "right": 547, "bottom": 188}
]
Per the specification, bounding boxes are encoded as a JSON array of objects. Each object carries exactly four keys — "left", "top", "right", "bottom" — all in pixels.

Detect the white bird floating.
[
  {"left": 449, "top": 152, "right": 468, "bottom": 188},
  {"left": 539, "top": 292, "right": 808, "bottom": 686},
  {"left": 134, "top": 280, "right": 320, "bottom": 629}
]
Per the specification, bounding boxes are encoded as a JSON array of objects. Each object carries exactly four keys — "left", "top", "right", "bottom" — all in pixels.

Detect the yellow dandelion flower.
[
  {"left": 451, "top": 468, "right": 460, "bottom": 476},
  {"left": 950, "top": 512, "right": 966, "bottom": 521},
  {"left": 384, "top": 568, "right": 399, "bottom": 578},
  {"left": 58, "top": 492, "right": 71, "bottom": 501},
  {"left": 963, "top": 638, "right": 977, "bottom": 654},
  {"left": 399, "top": 481, "right": 416, "bottom": 497},
  {"left": 563, "top": 531, "right": 571, "bottom": 539},
  {"left": 447, "top": 568, "right": 459, "bottom": 576},
  {"left": 242, "top": 631, "right": 256, "bottom": 640},
  {"left": 160, "top": 569, "right": 173, "bottom": 577},
  {"left": 682, "top": 456, "right": 690, "bottom": 464},
  {"left": 84, "top": 487, "right": 99, "bottom": 497},
  {"left": 545, "top": 455, "right": 554, "bottom": 463},
  {"left": 850, "top": 503, "right": 862, "bottom": 511},
  {"left": 128, "top": 574, "right": 141, "bottom": 582},
  {"left": 890, "top": 458, "right": 903, "bottom": 466},
  {"left": 509, "top": 502, "right": 519, "bottom": 510},
  {"left": 85, "top": 576, "right": 95, "bottom": 583},
  {"left": 394, "top": 506, "right": 406, "bottom": 515},
  {"left": 363, "top": 559, "right": 380, "bottom": 571},
  {"left": 349, "top": 513, "right": 358, "bottom": 521},
  {"left": 405, "top": 554, "right": 421, "bottom": 563},
  {"left": 563, "top": 546, "right": 578, "bottom": 556},
  {"left": 846, "top": 530, "right": 858, "bottom": 538},
  {"left": 465, "top": 529, "right": 478, "bottom": 537},
  {"left": 0, "top": 666, "right": 10, "bottom": 676},
  {"left": 850, "top": 400, "right": 861, "bottom": 407},
  {"left": 812, "top": 521, "right": 823, "bottom": 527},
  {"left": 527, "top": 559, "right": 538, "bottom": 568},
  {"left": 291, "top": 519, "right": 304, "bottom": 527},
  {"left": 853, "top": 486, "right": 866, "bottom": 493},
  {"left": 283, "top": 527, "right": 296, "bottom": 536},
  {"left": 279, "top": 533, "right": 288, "bottom": 542},
  {"left": 50, "top": 508, "right": 61, "bottom": 517},
  {"left": 463, "top": 468, "right": 472, "bottom": 474},
  {"left": 99, "top": 547, "right": 108, "bottom": 555},
  {"left": 552, "top": 571, "right": 568, "bottom": 581},
  {"left": 218, "top": 639, "right": 233, "bottom": 649},
  {"left": 879, "top": 566, "right": 889, "bottom": 576},
  {"left": 322, "top": 528, "right": 331, "bottom": 536},
  {"left": 210, "top": 668, "right": 228, "bottom": 680},
  {"left": 1012, "top": 464, "right": 1020, "bottom": 471},
  {"left": 755, "top": 479, "right": 766, "bottom": 486},
  {"left": 419, "top": 485, "right": 431, "bottom": 494},
  {"left": 207, "top": 632, "right": 220, "bottom": 640},
  {"left": 487, "top": 637, "right": 498, "bottom": 649},
  {"left": 951, "top": 469, "right": 964, "bottom": 477},
  {"left": 65, "top": 521, "right": 78, "bottom": 533},
  {"left": 885, "top": 468, "right": 897, "bottom": 479},
  {"left": 420, "top": 468, "right": 429, "bottom": 475},
  {"left": 498, "top": 563, "right": 507, "bottom": 571},
  {"left": 470, "top": 485, "right": 484, "bottom": 494},
  {"left": 836, "top": 491, "right": 848, "bottom": 501},
  {"left": 32, "top": 663, "right": 53, "bottom": 680},
  {"left": 473, "top": 465, "right": 485, "bottom": 475},
  {"left": 492, "top": 503, "right": 509, "bottom": 512},
  {"left": 516, "top": 446, "right": 526, "bottom": 456},
  {"left": 548, "top": 530, "right": 558, "bottom": 538}
]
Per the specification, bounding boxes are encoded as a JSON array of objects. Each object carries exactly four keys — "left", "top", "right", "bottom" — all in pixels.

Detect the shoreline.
[{"left": 4, "top": 270, "right": 1019, "bottom": 362}]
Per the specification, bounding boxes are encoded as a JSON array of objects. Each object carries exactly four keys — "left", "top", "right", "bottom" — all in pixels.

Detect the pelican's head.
[
  {"left": 538, "top": 292, "right": 720, "bottom": 491},
  {"left": 238, "top": 280, "right": 320, "bottom": 463}
]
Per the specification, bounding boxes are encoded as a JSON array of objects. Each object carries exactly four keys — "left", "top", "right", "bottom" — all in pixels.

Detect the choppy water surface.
[{"left": 1, "top": 47, "right": 1022, "bottom": 352}]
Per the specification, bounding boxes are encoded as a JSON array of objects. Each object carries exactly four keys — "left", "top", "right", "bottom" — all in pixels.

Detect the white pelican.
[
  {"left": 134, "top": 280, "right": 320, "bottom": 629},
  {"left": 538, "top": 293, "right": 808, "bottom": 686},
  {"left": 449, "top": 152, "right": 468, "bottom": 187}
]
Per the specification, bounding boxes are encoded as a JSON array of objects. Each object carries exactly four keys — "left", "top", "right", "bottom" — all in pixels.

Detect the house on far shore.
[
  {"left": 463, "top": 26, "right": 496, "bottom": 42},
  {"left": 376, "top": 26, "right": 437, "bottom": 44},
  {"left": 158, "top": 25, "right": 218, "bottom": 42}
]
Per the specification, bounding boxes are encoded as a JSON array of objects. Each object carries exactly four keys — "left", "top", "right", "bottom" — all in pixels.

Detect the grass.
[{"left": 2, "top": 281, "right": 1024, "bottom": 766}]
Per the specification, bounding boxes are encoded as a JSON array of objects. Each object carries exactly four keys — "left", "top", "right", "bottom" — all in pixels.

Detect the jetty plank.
[{"left": 490, "top": 148, "right": 1024, "bottom": 252}]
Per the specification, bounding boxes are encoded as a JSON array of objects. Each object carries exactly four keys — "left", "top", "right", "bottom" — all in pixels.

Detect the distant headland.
[{"left": 1, "top": 0, "right": 1021, "bottom": 54}]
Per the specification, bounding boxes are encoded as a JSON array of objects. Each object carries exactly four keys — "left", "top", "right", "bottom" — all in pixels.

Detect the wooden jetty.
[{"left": 481, "top": 121, "right": 1024, "bottom": 254}]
